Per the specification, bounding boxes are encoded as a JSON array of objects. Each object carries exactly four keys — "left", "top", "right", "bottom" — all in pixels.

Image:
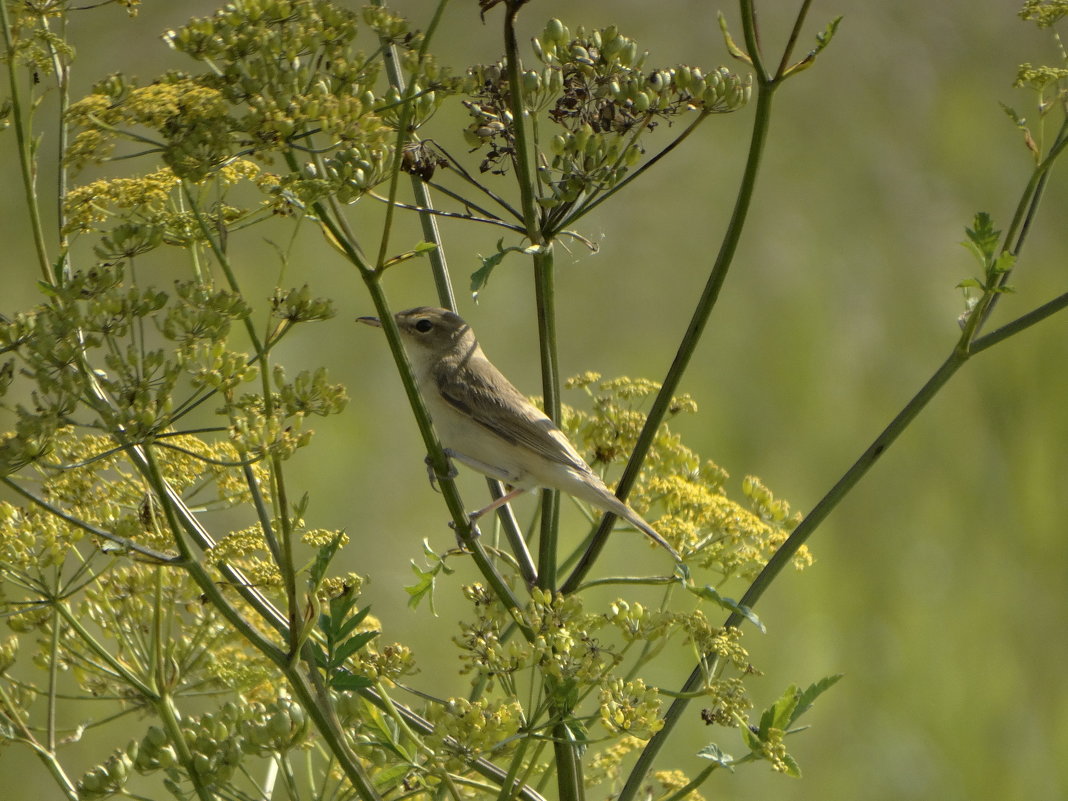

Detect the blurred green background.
[{"left": 2, "top": 1, "right": 1067, "bottom": 799}]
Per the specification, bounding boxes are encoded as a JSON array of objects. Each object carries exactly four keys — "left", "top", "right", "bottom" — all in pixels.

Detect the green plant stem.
[
  {"left": 0, "top": 477, "right": 180, "bottom": 564},
  {"left": 562, "top": 52, "right": 777, "bottom": 595},
  {"left": 501, "top": 2, "right": 542, "bottom": 244},
  {"left": 972, "top": 286, "right": 1068, "bottom": 353},
  {"left": 555, "top": 112, "right": 708, "bottom": 234},
  {"left": 1, "top": 3, "right": 55, "bottom": 285},
  {"left": 157, "top": 691, "right": 216, "bottom": 801},
  {"left": 55, "top": 603, "right": 158, "bottom": 699},
  {"left": 309, "top": 187, "right": 532, "bottom": 629},
  {"left": 46, "top": 601, "right": 61, "bottom": 752},
  {"left": 372, "top": 0, "right": 449, "bottom": 273},
  {"left": 129, "top": 446, "right": 384, "bottom": 801},
  {"left": 551, "top": 721, "right": 585, "bottom": 801},
  {"left": 973, "top": 115, "right": 1068, "bottom": 333},
  {"left": 0, "top": 684, "right": 79, "bottom": 801},
  {"left": 773, "top": 0, "right": 815, "bottom": 78},
  {"left": 373, "top": 0, "right": 457, "bottom": 309},
  {"left": 488, "top": 480, "right": 539, "bottom": 587},
  {"left": 533, "top": 248, "right": 561, "bottom": 591},
  {"left": 621, "top": 46, "right": 1068, "bottom": 798}
]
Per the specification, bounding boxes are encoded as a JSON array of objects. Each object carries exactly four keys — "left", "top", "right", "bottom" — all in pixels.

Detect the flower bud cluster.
[
  {"left": 317, "top": 145, "right": 394, "bottom": 203},
  {"left": 425, "top": 697, "right": 523, "bottom": 770},
  {"left": 240, "top": 697, "right": 310, "bottom": 754},
  {"left": 79, "top": 705, "right": 247, "bottom": 798},
  {"left": 598, "top": 677, "right": 664, "bottom": 738},
  {"left": 459, "top": 19, "right": 752, "bottom": 206},
  {"left": 77, "top": 748, "right": 135, "bottom": 799}
]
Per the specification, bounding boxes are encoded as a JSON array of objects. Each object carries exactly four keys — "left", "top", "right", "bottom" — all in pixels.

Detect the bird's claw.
[
  {"left": 449, "top": 517, "right": 482, "bottom": 550},
  {"left": 425, "top": 454, "right": 458, "bottom": 493}
]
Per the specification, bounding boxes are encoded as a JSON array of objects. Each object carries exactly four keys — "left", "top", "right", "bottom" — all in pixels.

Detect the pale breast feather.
[{"left": 433, "top": 355, "right": 589, "bottom": 473}]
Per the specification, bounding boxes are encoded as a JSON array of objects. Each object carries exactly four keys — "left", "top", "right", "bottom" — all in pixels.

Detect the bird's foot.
[
  {"left": 449, "top": 517, "right": 482, "bottom": 551},
  {"left": 425, "top": 453, "right": 458, "bottom": 492}
]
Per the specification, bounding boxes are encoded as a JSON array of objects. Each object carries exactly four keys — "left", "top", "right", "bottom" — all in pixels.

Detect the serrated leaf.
[
  {"left": 780, "top": 752, "right": 802, "bottom": 778},
  {"left": 336, "top": 604, "right": 373, "bottom": 641},
  {"left": 690, "top": 585, "right": 766, "bottom": 632},
  {"left": 471, "top": 238, "right": 525, "bottom": 300},
  {"left": 334, "top": 630, "right": 378, "bottom": 665},
  {"left": 789, "top": 673, "right": 843, "bottom": 726},
  {"left": 696, "top": 743, "right": 736, "bottom": 769},
  {"left": 371, "top": 763, "right": 412, "bottom": 792},
  {"left": 331, "top": 672, "right": 374, "bottom": 691},
  {"left": 309, "top": 530, "right": 347, "bottom": 590},
  {"left": 964, "top": 212, "right": 1000, "bottom": 262},
  {"left": 992, "top": 251, "right": 1016, "bottom": 275},
  {"left": 405, "top": 561, "right": 438, "bottom": 612},
  {"left": 765, "top": 685, "right": 801, "bottom": 732}
]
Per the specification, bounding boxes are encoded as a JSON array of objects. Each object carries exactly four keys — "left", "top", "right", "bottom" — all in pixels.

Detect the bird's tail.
[{"left": 603, "top": 495, "right": 682, "bottom": 565}]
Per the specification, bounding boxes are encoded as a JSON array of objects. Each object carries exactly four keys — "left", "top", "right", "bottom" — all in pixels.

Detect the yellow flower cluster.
[
  {"left": 598, "top": 677, "right": 664, "bottom": 739},
  {"left": 560, "top": 375, "right": 811, "bottom": 578},
  {"left": 425, "top": 697, "right": 524, "bottom": 770}
]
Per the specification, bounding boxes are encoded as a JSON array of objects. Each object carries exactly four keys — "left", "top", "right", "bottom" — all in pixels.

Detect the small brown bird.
[{"left": 360, "top": 306, "right": 680, "bottom": 563}]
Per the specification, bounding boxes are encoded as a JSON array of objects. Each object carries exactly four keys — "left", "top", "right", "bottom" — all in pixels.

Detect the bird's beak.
[{"left": 356, "top": 315, "right": 381, "bottom": 328}]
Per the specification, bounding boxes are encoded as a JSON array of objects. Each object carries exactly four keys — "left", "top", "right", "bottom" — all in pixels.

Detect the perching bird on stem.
[{"left": 360, "top": 306, "right": 681, "bottom": 564}]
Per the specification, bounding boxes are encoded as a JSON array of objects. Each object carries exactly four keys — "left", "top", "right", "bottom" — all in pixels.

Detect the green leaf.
[
  {"left": 815, "top": 16, "right": 843, "bottom": 51},
  {"left": 334, "top": 630, "right": 378, "bottom": 665},
  {"left": 962, "top": 212, "right": 1000, "bottom": 265},
  {"left": 992, "top": 251, "right": 1016, "bottom": 275},
  {"left": 956, "top": 278, "right": 983, "bottom": 290},
  {"left": 371, "top": 763, "right": 412, "bottom": 793},
  {"left": 309, "top": 530, "right": 347, "bottom": 591},
  {"left": 763, "top": 684, "right": 801, "bottom": 734},
  {"left": 789, "top": 673, "right": 843, "bottom": 727},
  {"left": 336, "top": 604, "right": 373, "bottom": 641},
  {"left": 717, "top": 12, "right": 751, "bottom": 64},
  {"left": 780, "top": 752, "right": 802, "bottom": 778},
  {"left": 331, "top": 672, "right": 374, "bottom": 691},
  {"left": 690, "top": 585, "right": 766, "bottom": 632},
  {"left": 405, "top": 562, "right": 438, "bottom": 613},
  {"left": 414, "top": 241, "right": 438, "bottom": 254},
  {"left": 696, "top": 743, "right": 736, "bottom": 770},
  {"left": 471, "top": 239, "right": 525, "bottom": 300}
]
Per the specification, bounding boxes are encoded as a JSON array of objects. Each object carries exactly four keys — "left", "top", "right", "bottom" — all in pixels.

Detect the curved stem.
[{"left": 562, "top": 59, "right": 777, "bottom": 594}]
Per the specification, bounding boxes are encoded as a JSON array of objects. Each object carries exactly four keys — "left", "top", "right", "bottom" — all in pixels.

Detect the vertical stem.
[
  {"left": 46, "top": 602, "right": 60, "bottom": 752},
  {"left": 534, "top": 248, "right": 561, "bottom": 590},
  {"left": 374, "top": 0, "right": 457, "bottom": 310},
  {"left": 1, "top": 4, "right": 55, "bottom": 285},
  {"left": 502, "top": 2, "right": 542, "bottom": 244}
]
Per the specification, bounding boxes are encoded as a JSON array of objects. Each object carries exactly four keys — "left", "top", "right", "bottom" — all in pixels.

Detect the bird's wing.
[{"left": 433, "top": 354, "right": 590, "bottom": 473}]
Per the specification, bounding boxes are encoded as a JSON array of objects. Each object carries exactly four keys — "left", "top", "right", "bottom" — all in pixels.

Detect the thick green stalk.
[
  {"left": 533, "top": 248, "right": 561, "bottom": 590},
  {"left": 562, "top": 65, "right": 777, "bottom": 594},
  {"left": 501, "top": 2, "right": 543, "bottom": 244}
]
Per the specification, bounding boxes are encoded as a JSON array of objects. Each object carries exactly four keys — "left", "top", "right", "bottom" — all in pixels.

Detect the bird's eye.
[{"left": 414, "top": 318, "right": 433, "bottom": 333}]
